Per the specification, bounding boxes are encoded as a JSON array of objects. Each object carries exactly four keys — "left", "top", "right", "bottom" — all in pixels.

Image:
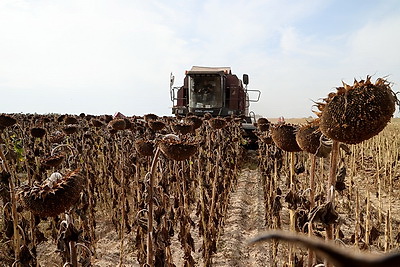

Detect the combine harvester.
[{"left": 169, "top": 66, "right": 261, "bottom": 146}]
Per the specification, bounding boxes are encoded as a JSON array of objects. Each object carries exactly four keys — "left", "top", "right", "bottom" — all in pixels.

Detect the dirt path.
[{"left": 212, "top": 168, "right": 269, "bottom": 266}]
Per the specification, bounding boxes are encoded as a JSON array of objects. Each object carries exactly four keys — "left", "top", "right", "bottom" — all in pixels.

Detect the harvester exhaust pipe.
[{"left": 243, "top": 74, "right": 249, "bottom": 86}]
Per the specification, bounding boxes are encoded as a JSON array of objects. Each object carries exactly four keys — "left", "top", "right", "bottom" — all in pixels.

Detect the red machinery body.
[{"left": 170, "top": 66, "right": 260, "bottom": 121}]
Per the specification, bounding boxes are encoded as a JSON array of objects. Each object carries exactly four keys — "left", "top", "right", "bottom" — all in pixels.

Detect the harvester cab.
[{"left": 170, "top": 66, "right": 261, "bottom": 129}]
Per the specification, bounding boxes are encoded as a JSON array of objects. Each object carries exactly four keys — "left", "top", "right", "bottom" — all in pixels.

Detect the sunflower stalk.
[
  {"left": 0, "top": 145, "right": 21, "bottom": 264},
  {"left": 325, "top": 140, "right": 340, "bottom": 267},
  {"left": 365, "top": 191, "right": 371, "bottom": 246},
  {"left": 146, "top": 146, "right": 161, "bottom": 266},
  {"left": 117, "top": 139, "right": 126, "bottom": 267},
  {"left": 288, "top": 152, "right": 296, "bottom": 266},
  {"left": 307, "top": 154, "right": 317, "bottom": 267},
  {"left": 66, "top": 213, "right": 78, "bottom": 267},
  {"left": 355, "top": 189, "right": 360, "bottom": 249}
]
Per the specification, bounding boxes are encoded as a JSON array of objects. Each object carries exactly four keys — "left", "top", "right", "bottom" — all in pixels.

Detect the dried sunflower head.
[
  {"left": 91, "top": 119, "right": 104, "bottom": 128},
  {"left": 19, "top": 169, "right": 83, "bottom": 217},
  {"left": 296, "top": 120, "right": 330, "bottom": 157},
  {"left": 208, "top": 117, "right": 227, "bottom": 129},
  {"left": 63, "top": 125, "right": 79, "bottom": 135},
  {"left": 135, "top": 139, "right": 155, "bottom": 157},
  {"left": 64, "top": 116, "right": 79, "bottom": 125},
  {"left": 41, "top": 153, "right": 65, "bottom": 168},
  {"left": 0, "top": 114, "right": 17, "bottom": 127},
  {"left": 148, "top": 120, "right": 166, "bottom": 132},
  {"left": 144, "top": 113, "right": 158, "bottom": 122},
  {"left": 271, "top": 123, "right": 302, "bottom": 152},
  {"left": 158, "top": 136, "right": 198, "bottom": 161},
  {"left": 49, "top": 131, "right": 66, "bottom": 143},
  {"left": 172, "top": 122, "right": 194, "bottom": 135},
  {"left": 318, "top": 76, "right": 398, "bottom": 144},
  {"left": 185, "top": 116, "right": 203, "bottom": 130},
  {"left": 30, "top": 127, "right": 47, "bottom": 138},
  {"left": 109, "top": 118, "right": 126, "bottom": 131}
]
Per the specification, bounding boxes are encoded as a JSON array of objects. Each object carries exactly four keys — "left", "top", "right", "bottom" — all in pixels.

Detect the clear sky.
[{"left": 1, "top": 0, "right": 399, "bottom": 118}]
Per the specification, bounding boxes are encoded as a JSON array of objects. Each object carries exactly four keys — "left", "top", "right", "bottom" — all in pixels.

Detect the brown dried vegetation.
[
  {"left": 0, "top": 113, "right": 244, "bottom": 266},
  {"left": 0, "top": 77, "right": 399, "bottom": 267}
]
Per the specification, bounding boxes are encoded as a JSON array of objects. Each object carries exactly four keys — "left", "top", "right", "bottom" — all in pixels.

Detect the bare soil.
[{"left": 212, "top": 168, "right": 269, "bottom": 266}]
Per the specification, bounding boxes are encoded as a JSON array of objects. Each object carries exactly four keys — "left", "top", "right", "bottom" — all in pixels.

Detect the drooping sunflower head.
[{"left": 317, "top": 76, "right": 398, "bottom": 144}]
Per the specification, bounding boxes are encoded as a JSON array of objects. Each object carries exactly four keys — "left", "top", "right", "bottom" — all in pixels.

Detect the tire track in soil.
[{"left": 212, "top": 168, "right": 269, "bottom": 266}]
